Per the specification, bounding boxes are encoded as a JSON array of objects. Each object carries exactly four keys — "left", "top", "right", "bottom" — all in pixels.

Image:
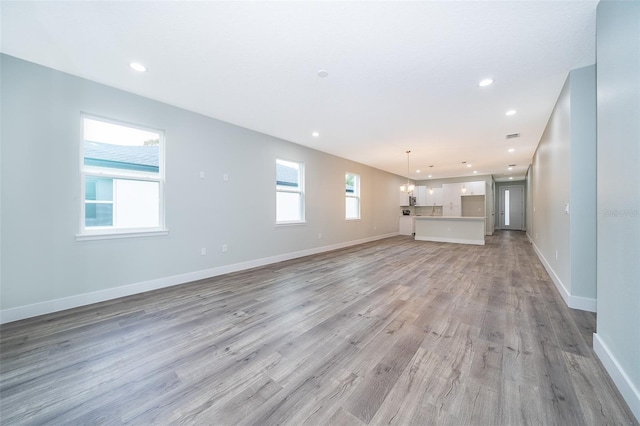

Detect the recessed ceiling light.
[
  {"left": 312, "top": 132, "right": 319, "bottom": 138},
  {"left": 506, "top": 110, "right": 517, "bottom": 116},
  {"left": 508, "top": 148, "right": 515, "bottom": 153},
  {"left": 508, "top": 167, "right": 513, "bottom": 171},
  {"left": 473, "top": 171, "right": 478, "bottom": 174},
  {"left": 416, "top": 169, "right": 421, "bottom": 173},
  {"left": 428, "top": 175, "right": 432, "bottom": 178},
  {"left": 478, "top": 78, "right": 494, "bottom": 87},
  {"left": 317, "top": 70, "right": 329, "bottom": 78},
  {"left": 466, "top": 164, "right": 472, "bottom": 168},
  {"left": 509, "top": 177, "right": 514, "bottom": 180},
  {"left": 129, "top": 62, "right": 147, "bottom": 72}
]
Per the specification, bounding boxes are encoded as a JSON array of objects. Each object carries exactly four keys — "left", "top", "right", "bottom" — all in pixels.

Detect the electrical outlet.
[
  {"left": 199, "top": 171, "right": 205, "bottom": 179},
  {"left": 201, "top": 248, "right": 206, "bottom": 255},
  {"left": 222, "top": 244, "right": 228, "bottom": 252},
  {"left": 223, "top": 173, "right": 229, "bottom": 182},
  {"left": 318, "top": 233, "right": 322, "bottom": 239}
]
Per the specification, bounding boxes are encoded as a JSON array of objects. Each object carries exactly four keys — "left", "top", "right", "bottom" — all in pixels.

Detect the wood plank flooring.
[{"left": 1, "top": 231, "right": 637, "bottom": 425}]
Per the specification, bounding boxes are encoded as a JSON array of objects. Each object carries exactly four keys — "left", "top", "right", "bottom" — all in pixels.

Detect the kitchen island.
[{"left": 414, "top": 216, "right": 485, "bottom": 245}]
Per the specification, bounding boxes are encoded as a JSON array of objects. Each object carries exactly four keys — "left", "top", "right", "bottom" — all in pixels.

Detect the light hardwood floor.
[{"left": 1, "top": 231, "right": 637, "bottom": 425}]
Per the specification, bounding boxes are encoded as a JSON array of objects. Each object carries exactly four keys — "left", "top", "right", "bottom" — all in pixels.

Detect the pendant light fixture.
[{"left": 400, "top": 150, "right": 415, "bottom": 194}]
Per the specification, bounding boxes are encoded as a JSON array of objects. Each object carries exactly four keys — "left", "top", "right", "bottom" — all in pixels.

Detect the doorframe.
[{"left": 498, "top": 184, "right": 525, "bottom": 230}]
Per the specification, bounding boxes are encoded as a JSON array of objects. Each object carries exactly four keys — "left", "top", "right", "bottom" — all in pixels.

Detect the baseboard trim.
[
  {"left": 414, "top": 236, "right": 485, "bottom": 246},
  {"left": 530, "top": 239, "right": 596, "bottom": 312},
  {"left": 567, "top": 294, "right": 597, "bottom": 312},
  {"left": 0, "top": 232, "right": 398, "bottom": 324},
  {"left": 593, "top": 333, "right": 640, "bottom": 422}
]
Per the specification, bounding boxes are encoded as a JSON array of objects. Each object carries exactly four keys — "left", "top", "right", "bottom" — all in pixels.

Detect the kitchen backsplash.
[{"left": 415, "top": 206, "right": 443, "bottom": 216}]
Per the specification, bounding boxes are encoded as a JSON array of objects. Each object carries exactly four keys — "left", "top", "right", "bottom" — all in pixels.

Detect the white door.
[{"left": 500, "top": 185, "right": 524, "bottom": 230}]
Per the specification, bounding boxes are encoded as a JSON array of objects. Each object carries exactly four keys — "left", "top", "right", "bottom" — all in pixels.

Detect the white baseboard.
[
  {"left": 593, "top": 333, "right": 640, "bottom": 422},
  {"left": 414, "top": 236, "right": 485, "bottom": 246},
  {"left": 567, "top": 294, "right": 597, "bottom": 312},
  {"left": 530, "top": 240, "right": 597, "bottom": 312},
  {"left": 0, "top": 232, "right": 398, "bottom": 324}
]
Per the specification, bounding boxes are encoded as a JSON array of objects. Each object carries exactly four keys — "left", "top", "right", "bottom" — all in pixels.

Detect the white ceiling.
[{"left": 1, "top": 1, "right": 597, "bottom": 182}]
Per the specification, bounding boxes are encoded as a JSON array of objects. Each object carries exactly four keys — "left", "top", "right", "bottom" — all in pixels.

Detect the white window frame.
[
  {"left": 345, "top": 172, "right": 361, "bottom": 220},
  {"left": 77, "top": 114, "right": 167, "bottom": 241},
  {"left": 276, "top": 158, "right": 305, "bottom": 225}
]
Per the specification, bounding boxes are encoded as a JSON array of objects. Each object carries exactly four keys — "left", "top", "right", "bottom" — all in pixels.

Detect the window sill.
[
  {"left": 346, "top": 218, "right": 361, "bottom": 221},
  {"left": 76, "top": 229, "right": 169, "bottom": 241},
  {"left": 275, "top": 221, "right": 307, "bottom": 227}
]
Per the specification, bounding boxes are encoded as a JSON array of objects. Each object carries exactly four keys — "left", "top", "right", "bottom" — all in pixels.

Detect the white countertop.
[{"left": 413, "top": 216, "right": 485, "bottom": 221}]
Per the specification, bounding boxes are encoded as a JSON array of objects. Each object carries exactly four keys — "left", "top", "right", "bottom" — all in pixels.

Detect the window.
[
  {"left": 504, "top": 189, "right": 510, "bottom": 226},
  {"left": 346, "top": 172, "right": 360, "bottom": 220},
  {"left": 80, "top": 116, "right": 165, "bottom": 237},
  {"left": 276, "top": 158, "right": 304, "bottom": 223}
]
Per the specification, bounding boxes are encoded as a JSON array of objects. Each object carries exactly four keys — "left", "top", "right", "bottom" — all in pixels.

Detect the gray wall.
[
  {"left": 595, "top": 0, "right": 640, "bottom": 419},
  {"left": 0, "top": 54, "right": 405, "bottom": 316},
  {"left": 526, "top": 166, "right": 533, "bottom": 237},
  {"left": 569, "top": 65, "right": 597, "bottom": 300},
  {"left": 530, "top": 77, "right": 572, "bottom": 293},
  {"left": 529, "top": 65, "right": 597, "bottom": 306}
]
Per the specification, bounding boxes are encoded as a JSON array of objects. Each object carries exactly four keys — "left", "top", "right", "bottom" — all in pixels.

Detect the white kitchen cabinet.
[
  {"left": 415, "top": 186, "right": 428, "bottom": 206},
  {"left": 400, "top": 192, "right": 411, "bottom": 207},
  {"left": 398, "top": 216, "right": 415, "bottom": 235},
  {"left": 424, "top": 187, "right": 443, "bottom": 206},
  {"left": 442, "top": 183, "right": 462, "bottom": 216},
  {"left": 462, "top": 181, "right": 486, "bottom": 196}
]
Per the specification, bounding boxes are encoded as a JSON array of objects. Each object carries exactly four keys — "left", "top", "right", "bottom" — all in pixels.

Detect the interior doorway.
[{"left": 499, "top": 185, "right": 525, "bottom": 230}]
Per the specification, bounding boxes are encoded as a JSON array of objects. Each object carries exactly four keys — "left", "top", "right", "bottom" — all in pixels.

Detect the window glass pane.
[
  {"left": 276, "top": 159, "right": 300, "bottom": 190},
  {"left": 504, "top": 189, "right": 510, "bottom": 226},
  {"left": 85, "top": 203, "right": 113, "bottom": 227},
  {"left": 276, "top": 192, "right": 302, "bottom": 222},
  {"left": 113, "top": 179, "right": 160, "bottom": 228},
  {"left": 83, "top": 117, "right": 160, "bottom": 173},
  {"left": 345, "top": 173, "right": 360, "bottom": 219},
  {"left": 81, "top": 116, "right": 163, "bottom": 233},
  {"left": 86, "top": 179, "right": 96, "bottom": 201},
  {"left": 346, "top": 173, "right": 356, "bottom": 194},
  {"left": 346, "top": 197, "right": 359, "bottom": 219},
  {"left": 84, "top": 178, "right": 159, "bottom": 229},
  {"left": 85, "top": 176, "right": 113, "bottom": 201}
]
